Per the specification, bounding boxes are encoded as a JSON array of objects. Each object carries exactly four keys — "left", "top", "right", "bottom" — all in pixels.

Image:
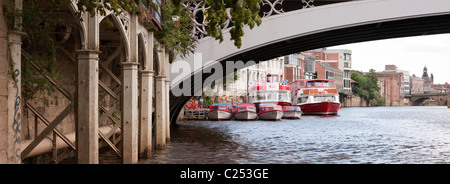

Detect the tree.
[{"left": 351, "top": 69, "right": 385, "bottom": 106}]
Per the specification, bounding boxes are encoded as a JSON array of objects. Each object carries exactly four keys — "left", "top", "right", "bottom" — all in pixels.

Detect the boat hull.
[
  {"left": 234, "top": 111, "right": 258, "bottom": 121},
  {"left": 282, "top": 111, "right": 302, "bottom": 119},
  {"left": 208, "top": 110, "right": 232, "bottom": 120},
  {"left": 299, "top": 102, "right": 340, "bottom": 115},
  {"left": 258, "top": 111, "right": 283, "bottom": 120}
]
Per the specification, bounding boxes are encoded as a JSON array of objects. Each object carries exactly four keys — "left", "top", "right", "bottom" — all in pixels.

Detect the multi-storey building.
[
  {"left": 410, "top": 74, "right": 424, "bottom": 94},
  {"left": 283, "top": 53, "right": 302, "bottom": 82},
  {"left": 377, "top": 65, "right": 407, "bottom": 106},
  {"left": 304, "top": 48, "right": 352, "bottom": 95},
  {"left": 422, "top": 66, "right": 436, "bottom": 93},
  {"left": 315, "top": 61, "right": 344, "bottom": 93}
]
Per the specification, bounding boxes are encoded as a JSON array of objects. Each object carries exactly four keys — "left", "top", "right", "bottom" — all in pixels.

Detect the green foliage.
[
  {"left": 351, "top": 69, "right": 385, "bottom": 106},
  {"left": 200, "top": 0, "right": 262, "bottom": 48},
  {"left": 4, "top": 0, "right": 66, "bottom": 101},
  {"left": 155, "top": 0, "right": 196, "bottom": 60}
]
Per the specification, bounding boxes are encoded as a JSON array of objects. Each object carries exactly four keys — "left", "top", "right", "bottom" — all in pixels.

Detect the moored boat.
[
  {"left": 208, "top": 103, "right": 233, "bottom": 120},
  {"left": 282, "top": 106, "right": 302, "bottom": 119},
  {"left": 293, "top": 79, "right": 341, "bottom": 115},
  {"left": 234, "top": 103, "right": 258, "bottom": 121},
  {"left": 257, "top": 103, "right": 283, "bottom": 120}
]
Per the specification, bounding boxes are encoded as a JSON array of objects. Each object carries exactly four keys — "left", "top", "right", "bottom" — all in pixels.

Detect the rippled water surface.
[{"left": 140, "top": 106, "right": 450, "bottom": 164}]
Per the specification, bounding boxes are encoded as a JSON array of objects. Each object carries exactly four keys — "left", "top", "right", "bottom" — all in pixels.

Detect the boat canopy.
[{"left": 283, "top": 106, "right": 301, "bottom": 111}]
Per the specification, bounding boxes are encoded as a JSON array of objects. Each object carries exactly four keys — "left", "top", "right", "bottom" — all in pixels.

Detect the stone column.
[
  {"left": 5, "top": 32, "right": 25, "bottom": 164},
  {"left": 154, "top": 76, "right": 166, "bottom": 149},
  {"left": 0, "top": 0, "right": 24, "bottom": 165},
  {"left": 139, "top": 70, "right": 154, "bottom": 158},
  {"left": 76, "top": 49, "right": 101, "bottom": 164},
  {"left": 121, "top": 62, "right": 139, "bottom": 164},
  {"left": 165, "top": 79, "right": 171, "bottom": 142}
]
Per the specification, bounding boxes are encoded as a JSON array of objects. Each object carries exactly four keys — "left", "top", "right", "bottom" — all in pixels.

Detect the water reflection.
[{"left": 140, "top": 106, "right": 450, "bottom": 164}]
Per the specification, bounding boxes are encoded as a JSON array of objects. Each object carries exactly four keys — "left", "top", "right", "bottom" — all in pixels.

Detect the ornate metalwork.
[
  {"left": 302, "top": 0, "right": 315, "bottom": 9},
  {"left": 185, "top": 0, "right": 317, "bottom": 40},
  {"left": 261, "top": 0, "right": 285, "bottom": 18}
]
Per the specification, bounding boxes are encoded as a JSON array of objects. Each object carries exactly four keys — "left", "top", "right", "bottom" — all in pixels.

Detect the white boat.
[
  {"left": 207, "top": 103, "right": 233, "bottom": 120},
  {"left": 292, "top": 79, "right": 341, "bottom": 115},
  {"left": 282, "top": 106, "right": 302, "bottom": 119},
  {"left": 257, "top": 103, "right": 283, "bottom": 120},
  {"left": 234, "top": 103, "right": 258, "bottom": 121}
]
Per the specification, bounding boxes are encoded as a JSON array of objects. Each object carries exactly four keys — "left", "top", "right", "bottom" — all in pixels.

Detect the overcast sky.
[{"left": 328, "top": 33, "right": 450, "bottom": 84}]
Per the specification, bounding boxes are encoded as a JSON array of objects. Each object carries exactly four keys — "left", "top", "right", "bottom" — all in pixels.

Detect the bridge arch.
[{"left": 169, "top": 0, "right": 450, "bottom": 124}]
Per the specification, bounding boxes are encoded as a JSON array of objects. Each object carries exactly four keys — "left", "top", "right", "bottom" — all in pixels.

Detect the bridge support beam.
[
  {"left": 139, "top": 70, "right": 154, "bottom": 158},
  {"left": 76, "top": 49, "right": 101, "bottom": 164},
  {"left": 155, "top": 76, "right": 166, "bottom": 149},
  {"left": 165, "top": 79, "right": 171, "bottom": 142},
  {"left": 121, "top": 62, "right": 139, "bottom": 164},
  {"left": 2, "top": 11, "right": 25, "bottom": 163}
]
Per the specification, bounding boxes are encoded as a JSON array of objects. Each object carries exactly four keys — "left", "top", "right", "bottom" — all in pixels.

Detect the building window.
[{"left": 344, "top": 53, "right": 351, "bottom": 61}]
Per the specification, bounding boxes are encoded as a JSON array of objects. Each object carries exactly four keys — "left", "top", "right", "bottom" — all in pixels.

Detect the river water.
[{"left": 140, "top": 106, "right": 450, "bottom": 164}]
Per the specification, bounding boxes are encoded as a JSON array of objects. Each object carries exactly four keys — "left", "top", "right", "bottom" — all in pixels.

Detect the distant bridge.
[{"left": 406, "top": 93, "right": 449, "bottom": 106}]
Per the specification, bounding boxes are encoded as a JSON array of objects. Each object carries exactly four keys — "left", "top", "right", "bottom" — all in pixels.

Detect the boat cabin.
[
  {"left": 257, "top": 104, "right": 282, "bottom": 113},
  {"left": 235, "top": 103, "right": 256, "bottom": 113},
  {"left": 282, "top": 106, "right": 301, "bottom": 112},
  {"left": 209, "top": 104, "right": 234, "bottom": 113}
]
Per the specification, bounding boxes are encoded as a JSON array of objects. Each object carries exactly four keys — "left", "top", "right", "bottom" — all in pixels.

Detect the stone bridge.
[{"left": 408, "top": 93, "right": 449, "bottom": 106}]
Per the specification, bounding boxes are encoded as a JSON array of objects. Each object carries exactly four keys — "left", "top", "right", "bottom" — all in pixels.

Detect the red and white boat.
[
  {"left": 234, "top": 103, "right": 257, "bottom": 121},
  {"left": 282, "top": 106, "right": 302, "bottom": 119},
  {"left": 248, "top": 74, "right": 292, "bottom": 107},
  {"left": 208, "top": 103, "right": 234, "bottom": 120},
  {"left": 248, "top": 74, "right": 291, "bottom": 120},
  {"left": 257, "top": 104, "right": 283, "bottom": 120},
  {"left": 293, "top": 79, "right": 341, "bottom": 115}
]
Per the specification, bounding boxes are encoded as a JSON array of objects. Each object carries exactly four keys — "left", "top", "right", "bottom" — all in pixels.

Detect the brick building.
[
  {"left": 304, "top": 48, "right": 352, "bottom": 95},
  {"left": 410, "top": 74, "right": 424, "bottom": 94},
  {"left": 377, "top": 65, "right": 405, "bottom": 106},
  {"left": 315, "top": 61, "right": 344, "bottom": 92}
]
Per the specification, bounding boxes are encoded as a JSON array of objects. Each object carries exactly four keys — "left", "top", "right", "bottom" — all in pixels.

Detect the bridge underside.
[{"left": 170, "top": 14, "right": 450, "bottom": 124}]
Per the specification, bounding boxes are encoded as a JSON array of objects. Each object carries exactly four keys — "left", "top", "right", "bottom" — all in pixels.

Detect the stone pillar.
[
  {"left": 76, "top": 49, "right": 101, "bottom": 164},
  {"left": 0, "top": 0, "right": 24, "bottom": 165},
  {"left": 121, "top": 62, "right": 139, "bottom": 164},
  {"left": 165, "top": 79, "right": 171, "bottom": 142},
  {"left": 139, "top": 70, "right": 154, "bottom": 158},
  {"left": 3, "top": 32, "right": 25, "bottom": 164},
  {"left": 154, "top": 76, "right": 166, "bottom": 149}
]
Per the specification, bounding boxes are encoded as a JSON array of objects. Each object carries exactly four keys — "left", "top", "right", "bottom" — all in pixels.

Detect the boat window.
[
  {"left": 210, "top": 106, "right": 218, "bottom": 110},
  {"left": 238, "top": 107, "right": 246, "bottom": 112},
  {"left": 314, "top": 96, "right": 336, "bottom": 102},
  {"left": 299, "top": 81, "right": 305, "bottom": 88},
  {"left": 266, "top": 107, "right": 273, "bottom": 111},
  {"left": 219, "top": 106, "right": 227, "bottom": 110},
  {"left": 323, "top": 82, "right": 330, "bottom": 87},
  {"left": 300, "top": 97, "right": 308, "bottom": 103},
  {"left": 274, "top": 106, "right": 282, "bottom": 111},
  {"left": 315, "top": 82, "right": 323, "bottom": 87},
  {"left": 267, "top": 92, "right": 278, "bottom": 101},
  {"left": 256, "top": 91, "right": 265, "bottom": 101},
  {"left": 307, "top": 81, "right": 315, "bottom": 87},
  {"left": 247, "top": 107, "right": 256, "bottom": 112},
  {"left": 279, "top": 91, "right": 290, "bottom": 102}
]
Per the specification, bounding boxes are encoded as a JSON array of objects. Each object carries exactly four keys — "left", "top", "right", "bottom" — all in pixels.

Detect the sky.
[{"left": 328, "top": 33, "right": 450, "bottom": 84}]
